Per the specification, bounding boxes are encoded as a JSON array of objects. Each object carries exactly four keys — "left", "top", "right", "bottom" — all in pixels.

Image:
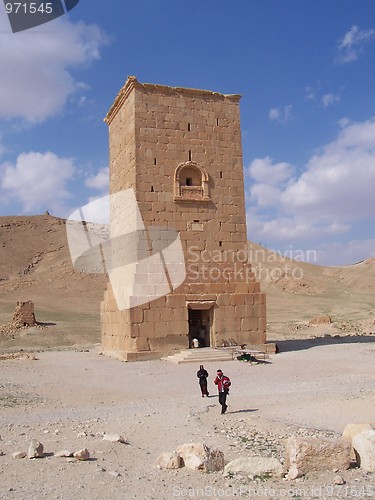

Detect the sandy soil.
[{"left": 1, "top": 338, "right": 375, "bottom": 499}]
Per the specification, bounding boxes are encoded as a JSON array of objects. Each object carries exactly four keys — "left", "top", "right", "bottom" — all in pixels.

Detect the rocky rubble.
[
  {"left": 209, "top": 418, "right": 375, "bottom": 480},
  {"left": 157, "top": 443, "right": 224, "bottom": 472}
]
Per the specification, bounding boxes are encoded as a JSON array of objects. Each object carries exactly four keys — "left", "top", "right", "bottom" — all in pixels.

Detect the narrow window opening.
[
  {"left": 219, "top": 241, "right": 222, "bottom": 247},
  {"left": 188, "top": 150, "right": 192, "bottom": 161},
  {"left": 188, "top": 123, "right": 191, "bottom": 131},
  {"left": 154, "top": 158, "right": 157, "bottom": 165},
  {"left": 186, "top": 178, "right": 193, "bottom": 186},
  {"left": 194, "top": 219, "right": 199, "bottom": 223},
  {"left": 151, "top": 186, "right": 154, "bottom": 192},
  {"left": 220, "top": 171, "right": 223, "bottom": 179},
  {"left": 216, "top": 118, "right": 219, "bottom": 126}
]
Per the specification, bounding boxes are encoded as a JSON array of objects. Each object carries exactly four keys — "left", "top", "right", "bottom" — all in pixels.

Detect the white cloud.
[
  {"left": 85, "top": 167, "right": 109, "bottom": 191},
  {"left": 246, "top": 118, "right": 375, "bottom": 263},
  {"left": 269, "top": 105, "right": 293, "bottom": 124},
  {"left": 247, "top": 157, "right": 294, "bottom": 207},
  {"left": 338, "top": 117, "right": 351, "bottom": 128},
  {"left": 247, "top": 211, "right": 348, "bottom": 244},
  {"left": 305, "top": 86, "right": 316, "bottom": 101},
  {"left": 1, "top": 151, "right": 75, "bottom": 213},
  {"left": 248, "top": 157, "right": 294, "bottom": 185},
  {"left": 323, "top": 222, "right": 350, "bottom": 235},
  {"left": 321, "top": 93, "right": 340, "bottom": 108},
  {"left": 305, "top": 84, "right": 342, "bottom": 109},
  {"left": 336, "top": 25, "right": 375, "bottom": 64},
  {"left": 249, "top": 184, "right": 281, "bottom": 208},
  {"left": 0, "top": 12, "right": 108, "bottom": 122},
  {"left": 247, "top": 212, "right": 319, "bottom": 241},
  {"left": 315, "top": 239, "right": 375, "bottom": 266},
  {"left": 280, "top": 118, "right": 375, "bottom": 219}
]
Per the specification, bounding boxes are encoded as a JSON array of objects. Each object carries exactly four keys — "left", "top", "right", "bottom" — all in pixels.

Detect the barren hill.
[
  {"left": 247, "top": 242, "right": 375, "bottom": 338},
  {"left": 0, "top": 214, "right": 374, "bottom": 350},
  {"left": 0, "top": 214, "right": 107, "bottom": 349}
]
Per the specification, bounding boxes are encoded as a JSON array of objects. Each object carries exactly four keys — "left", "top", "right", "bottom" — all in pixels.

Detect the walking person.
[
  {"left": 214, "top": 369, "right": 231, "bottom": 414},
  {"left": 197, "top": 365, "right": 209, "bottom": 397}
]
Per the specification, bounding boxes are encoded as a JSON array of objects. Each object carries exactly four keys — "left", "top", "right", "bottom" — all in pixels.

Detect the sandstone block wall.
[{"left": 101, "top": 77, "right": 266, "bottom": 361}]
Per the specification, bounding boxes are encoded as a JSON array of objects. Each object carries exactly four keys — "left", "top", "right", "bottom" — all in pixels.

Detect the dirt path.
[{"left": 1, "top": 339, "right": 374, "bottom": 499}]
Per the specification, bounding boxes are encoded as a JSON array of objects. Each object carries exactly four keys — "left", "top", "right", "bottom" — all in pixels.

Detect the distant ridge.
[{"left": 0, "top": 214, "right": 374, "bottom": 346}]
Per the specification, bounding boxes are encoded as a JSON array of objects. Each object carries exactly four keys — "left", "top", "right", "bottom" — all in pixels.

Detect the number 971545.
[{"left": 4, "top": 3, "right": 53, "bottom": 15}]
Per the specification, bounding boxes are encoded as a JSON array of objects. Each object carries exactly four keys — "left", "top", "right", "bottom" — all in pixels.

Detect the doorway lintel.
[{"left": 187, "top": 301, "right": 215, "bottom": 310}]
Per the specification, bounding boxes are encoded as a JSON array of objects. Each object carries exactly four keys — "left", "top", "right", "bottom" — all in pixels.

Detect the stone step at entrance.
[{"left": 162, "top": 347, "right": 238, "bottom": 364}]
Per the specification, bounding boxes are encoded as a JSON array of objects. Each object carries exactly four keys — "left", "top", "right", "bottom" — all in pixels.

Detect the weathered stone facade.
[
  {"left": 100, "top": 76, "right": 267, "bottom": 361},
  {"left": 12, "top": 300, "right": 36, "bottom": 327}
]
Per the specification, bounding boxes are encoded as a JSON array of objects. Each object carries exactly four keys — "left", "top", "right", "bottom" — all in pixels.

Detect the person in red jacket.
[{"left": 214, "top": 369, "right": 231, "bottom": 414}]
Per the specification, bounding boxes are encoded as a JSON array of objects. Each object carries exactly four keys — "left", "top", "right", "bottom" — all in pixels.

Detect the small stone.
[
  {"left": 13, "top": 451, "right": 26, "bottom": 459},
  {"left": 183, "top": 453, "right": 204, "bottom": 471},
  {"left": 176, "top": 443, "right": 224, "bottom": 472},
  {"left": 102, "top": 434, "right": 128, "bottom": 444},
  {"left": 55, "top": 450, "right": 74, "bottom": 458},
  {"left": 286, "top": 466, "right": 299, "bottom": 480},
  {"left": 156, "top": 452, "right": 183, "bottom": 469},
  {"left": 108, "top": 470, "right": 121, "bottom": 477},
  {"left": 77, "top": 432, "right": 87, "bottom": 438},
  {"left": 334, "top": 475, "right": 346, "bottom": 485},
  {"left": 28, "top": 439, "right": 44, "bottom": 459},
  {"left": 73, "top": 448, "right": 90, "bottom": 461}
]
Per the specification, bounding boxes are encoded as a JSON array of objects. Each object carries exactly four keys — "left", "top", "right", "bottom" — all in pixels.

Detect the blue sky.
[{"left": 0, "top": 1, "right": 374, "bottom": 265}]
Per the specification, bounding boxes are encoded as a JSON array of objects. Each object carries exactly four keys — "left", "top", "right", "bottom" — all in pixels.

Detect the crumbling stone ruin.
[
  {"left": 12, "top": 300, "right": 36, "bottom": 327},
  {"left": 101, "top": 77, "right": 267, "bottom": 361},
  {"left": 0, "top": 300, "right": 37, "bottom": 334}
]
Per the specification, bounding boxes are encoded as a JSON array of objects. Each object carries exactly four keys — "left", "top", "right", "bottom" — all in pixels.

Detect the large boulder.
[
  {"left": 156, "top": 452, "right": 183, "bottom": 469},
  {"left": 285, "top": 436, "right": 351, "bottom": 479},
  {"left": 176, "top": 443, "right": 224, "bottom": 472},
  {"left": 224, "top": 457, "right": 283, "bottom": 478},
  {"left": 342, "top": 424, "right": 374, "bottom": 461},
  {"left": 352, "top": 430, "right": 375, "bottom": 471}
]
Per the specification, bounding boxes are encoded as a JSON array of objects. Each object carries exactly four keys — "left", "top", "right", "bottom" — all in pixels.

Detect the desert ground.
[{"left": 1, "top": 214, "right": 375, "bottom": 499}]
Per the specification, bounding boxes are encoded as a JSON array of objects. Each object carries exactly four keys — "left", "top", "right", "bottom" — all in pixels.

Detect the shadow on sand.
[
  {"left": 227, "top": 408, "right": 258, "bottom": 414},
  {"left": 275, "top": 334, "right": 375, "bottom": 353}
]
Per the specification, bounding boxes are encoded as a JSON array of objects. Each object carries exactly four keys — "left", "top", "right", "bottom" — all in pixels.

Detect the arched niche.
[{"left": 174, "top": 161, "right": 210, "bottom": 202}]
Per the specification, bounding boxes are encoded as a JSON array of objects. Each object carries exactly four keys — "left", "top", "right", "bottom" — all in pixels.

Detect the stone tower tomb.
[{"left": 101, "top": 76, "right": 266, "bottom": 361}]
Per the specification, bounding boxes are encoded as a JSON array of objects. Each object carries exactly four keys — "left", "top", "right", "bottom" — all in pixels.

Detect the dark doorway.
[{"left": 188, "top": 308, "right": 211, "bottom": 348}]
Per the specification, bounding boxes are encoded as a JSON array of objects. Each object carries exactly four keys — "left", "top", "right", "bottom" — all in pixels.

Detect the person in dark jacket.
[
  {"left": 197, "top": 365, "right": 209, "bottom": 397},
  {"left": 214, "top": 369, "right": 231, "bottom": 414}
]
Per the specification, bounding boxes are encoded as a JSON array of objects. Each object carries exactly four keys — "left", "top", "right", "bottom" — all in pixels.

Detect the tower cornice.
[{"left": 104, "top": 76, "right": 241, "bottom": 126}]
